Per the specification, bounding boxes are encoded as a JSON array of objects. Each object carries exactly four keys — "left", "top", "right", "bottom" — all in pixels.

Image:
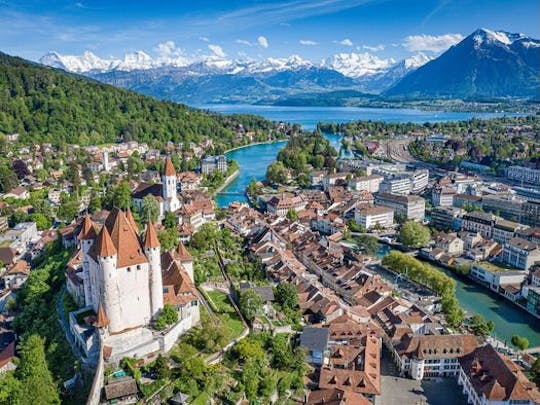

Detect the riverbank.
[
  {"left": 223, "top": 139, "right": 287, "bottom": 154},
  {"left": 214, "top": 169, "right": 239, "bottom": 195}
]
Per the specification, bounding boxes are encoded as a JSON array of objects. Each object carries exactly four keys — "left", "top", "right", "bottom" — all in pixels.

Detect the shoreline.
[{"left": 223, "top": 139, "right": 287, "bottom": 155}]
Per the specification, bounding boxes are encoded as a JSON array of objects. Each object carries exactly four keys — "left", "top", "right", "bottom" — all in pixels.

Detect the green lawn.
[
  {"left": 205, "top": 290, "right": 245, "bottom": 339},
  {"left": 192, "top": 392, "right": 210, "bottom": 405}
]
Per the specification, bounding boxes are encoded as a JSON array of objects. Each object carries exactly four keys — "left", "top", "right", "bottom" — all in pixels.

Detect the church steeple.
[
  {"left": 161, "top": 156, "right": 180, "bottom": 213},
  {"left": 164, "top": 156, "right": 176, "bottom": 177}
]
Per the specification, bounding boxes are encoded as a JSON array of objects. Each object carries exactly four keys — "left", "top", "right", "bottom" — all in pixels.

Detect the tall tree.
[
  {"left": 141, "top": 195, "right": 159, "bottom": 223},
  {"left": 15, "top": 334, "right": 61, "bottom": 405}
]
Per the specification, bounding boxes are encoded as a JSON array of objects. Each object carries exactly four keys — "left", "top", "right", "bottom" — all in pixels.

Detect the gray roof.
[
  {"left": 239, "top": 283, "right": 275, "bottom": 302},
  {"left": 300, "top": 327, "right": 329, "bottom": 352}
]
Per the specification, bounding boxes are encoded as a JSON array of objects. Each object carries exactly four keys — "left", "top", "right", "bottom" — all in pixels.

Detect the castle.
[
  {"left": 132, "top": 157, "right": 181, "bottom": 218},
  {"left": 69, "top": 207, "right": 199, "bottom": 362}
]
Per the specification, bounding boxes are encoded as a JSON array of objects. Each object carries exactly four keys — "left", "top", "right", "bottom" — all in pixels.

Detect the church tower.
[
  {"left": 162, "top": 156, "right": 180, "bottom": 213},
  {"left": 143, "top": 221, "right": 164, "bottom": 318}
]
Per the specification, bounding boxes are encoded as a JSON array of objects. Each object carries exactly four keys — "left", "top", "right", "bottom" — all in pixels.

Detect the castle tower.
[
  {"left": 143, "top": 221, "right": 163, "bottom": 317},
  {"left": 95, "top": 225, "right": 123, "bottom": 333},
  {"left": 175, "top": 241, "right": 194, "bottom": 283},
  {"left": 79, "top": 214, "right": 97, "bottom": 307},
  {"left": 162, "top": 156, "right": 180, "bottom": 213}
]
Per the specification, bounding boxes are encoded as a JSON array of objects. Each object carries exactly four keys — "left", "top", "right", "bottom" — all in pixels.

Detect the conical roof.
[
  {"left": 79, "top": 214, "right": 97, "bottom": 240},
  {"left": 95, "top": 303, "right": 110, "bottom": 328},
  {"left": 125, "top": 208, "right": 138, "bottom": 233},
  {"left": 175, "top": 241, "right": 192, "bottom": 261},
  {"left": 106, "top": 208, "right": 147, "bottom": 267},
  {"left": 95, "top": 226, "right": 117, "bottom": 257},
  {"left": 164, "top": 156, "right": 176, "bottom": 176},
  {"left": 143, "top": 222, "right": 160, "bottom": 249}
]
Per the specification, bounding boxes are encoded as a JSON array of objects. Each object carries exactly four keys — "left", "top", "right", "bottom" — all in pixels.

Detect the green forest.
[{"left": 0, "top": 52, "right": 283, "bottom": 148}]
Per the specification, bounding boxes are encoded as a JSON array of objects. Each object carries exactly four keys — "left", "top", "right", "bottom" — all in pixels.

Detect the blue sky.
[{"left": 1, "top": 0, "right": 538, "bottom": 62}]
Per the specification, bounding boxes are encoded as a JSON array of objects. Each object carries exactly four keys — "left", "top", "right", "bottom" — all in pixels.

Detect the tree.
[
  {"left": 15, "top": 334, "right": 61, "bottom": 404},
  {"left": 163, "top": 211, "right": 177, "bottom": 229},
  {"left": 529, "top": 357, "right": 540, "bottom": 386},
  {"left": 158, "top": 228, "right": 179, "bottom": 252},
  {"left": 354, "top": 234, "right": 379, "bottom": 255},
  {"left": 153, "top": 354, "right": 171, "bottom": 380},
  {"left": 469, "top": 314, "right": 494, "bottom": 337},
  {"left": 286, "top": 209, "right": 298, "bottom": 221},
  {"left": 266, "top": 161, "right": 288, "bottom": 185},
  {"left": 234, "top": 338, "right": 265, "bottom": 363},
  {"left": 399, "top": 221, "right": 431, "bottom": 248},
  {"left": 271, "top": 334, "right": 293, "bottom": 370},
  {"left": 275, "top": 283, "right": 298, "bottom": 310},
  {"left": 112, "top": 181, "right": 132, "bottom": 209},
  {"left": 239, "top": 290, "right": 264, "bottom": 322},
  {"left": 511, "top": 335, "right": 529, "bottom": 351},
  {"left": 154, "top": 304, "right": 178, "bottom": 330},
  {"left": 141, "top": 194, "right": 159, "bottom": 223}
]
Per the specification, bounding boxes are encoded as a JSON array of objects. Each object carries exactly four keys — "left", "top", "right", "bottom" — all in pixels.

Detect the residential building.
[
  {"left": 433, "top": 232, "right": 464, "bottom": 256},
  {"left": 355, "top": 206, "right": 394, "bottom": 230},
  {"left": 348, "top": 174, "right": 383, "bottom": 193},
  {"left": 266, "top": 194, "right": 306, "bottom": 216},
  {"left": 431, "top": 206, "right": 463, "bottom": 230},
  {"left": 470, "top": 262, "right": 527, "bottom": 300},
  {"left": 492, "top": 220, "right": 527, "bottom": 244},
  {"left": 458, "top": 344, "right": 540, "bottom": 405},
  {"left": 453, "top": 194, "right": 482, "bottom": 210},
  {"left": 461, "top": 212, "right": 496, "bottom": 239},
  {"left": 501, "top": 237, "right": 540, "bottom": 271},
  {"left": 375, "top": 193, "right": 425, "bottom": 222},
  {"left": 201, "top": 155, "right": 227, "bottom": 174}
]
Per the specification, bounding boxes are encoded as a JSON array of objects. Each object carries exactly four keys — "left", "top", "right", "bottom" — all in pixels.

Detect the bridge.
[{"left": 524, "top": 346, "right": 540, "bottom": 355}]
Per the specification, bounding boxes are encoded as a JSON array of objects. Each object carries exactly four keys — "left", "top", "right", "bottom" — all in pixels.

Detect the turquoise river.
[{"left": 206, "top": 104, "right": 539, "bottom": 346}]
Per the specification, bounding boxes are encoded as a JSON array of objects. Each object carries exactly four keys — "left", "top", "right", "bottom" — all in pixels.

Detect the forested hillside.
[{"left": 0, "top": 52, "right": 280, "bottom": 147}]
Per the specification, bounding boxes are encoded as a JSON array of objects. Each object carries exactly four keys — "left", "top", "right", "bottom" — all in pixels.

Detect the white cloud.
[
  {"left": 208, "top": 44, "right": 226, "bottom": 58},
  {"left": 199, "top": 36, "right": 210, "bottom": 42},
  {"left": 299, "top": 40, "right": 318, "bottom": 46},
  {"left": 361, "top": 44, "right": 385, "bottom": 52},
  {"left": 235, "top": 39, "right": 253, "bottom": 46},
  {"left": 403, "top": 33, "right": 463, "bottom": 52},
  {"left": 257, "top": 36, "right": 269, "bottom": 48},
  {"left": 335, "top": 38, "right": 353, "bottom": 46}
]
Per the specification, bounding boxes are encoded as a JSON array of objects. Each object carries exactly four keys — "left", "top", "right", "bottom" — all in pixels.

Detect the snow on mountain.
[
  {"left": 402, "top": 52, "right": 432, "bottom": 69},
  {"left": 321, "top": 52, "right": 395, "bottom": 78},
  {"left": 246, "top": 55, "right": 313, "bottom": 74},
  {"left": 472, "top": 28, "right": 527, "bottom": 49},
  {"left": 40, "top": 51, "right": 116, "bottom": 73}
]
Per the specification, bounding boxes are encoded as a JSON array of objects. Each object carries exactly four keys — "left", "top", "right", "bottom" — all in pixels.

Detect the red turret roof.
[
  {"left": 95, "top": 303, "right": 110, "bottom": 328},
  {"left": 105, "top": 208, "right": 147, "bottom": 267},
  {"left": 175, "top": 241, "right": 192, "bottom": 261},
  {"left": 125, "top": 208, "right": 138, "bottom": 233},
  {"left": 79, "top": 214, "right": 97, "bottom": 240},
  {"left": 164, "top": 156, "right": 176, "bottom": 176},
  {"left": 143, "top": 222, "right": 160, "bottom": 249},
  {"left": 95, "top": 226, "right": 117, "bottom": 257}
]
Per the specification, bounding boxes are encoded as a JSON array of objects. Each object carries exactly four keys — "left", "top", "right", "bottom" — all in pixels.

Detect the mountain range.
[{"left": 39, "top": 28, "right": 539, "bottom": 105}]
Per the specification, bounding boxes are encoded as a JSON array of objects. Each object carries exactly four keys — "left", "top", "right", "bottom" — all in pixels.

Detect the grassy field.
[{"left": 206, "top": 290, "right": 245, "bottom": 338}]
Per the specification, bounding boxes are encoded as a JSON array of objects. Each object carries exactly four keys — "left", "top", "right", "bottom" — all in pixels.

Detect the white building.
[
  {"left": 348, "top": 174, "right": 383, "bottom": 193},
  {"left": 501, "top": 237, "right": 540, "bottom": 271},
  {"left": 355, "top": 206, "right": 394, "bottom": 230},
  {"left": 374, "top": 193, "right": 425, "bottom": 222},
  {"left": 201, "top": 155, "right": 227, "bottom": 174}
]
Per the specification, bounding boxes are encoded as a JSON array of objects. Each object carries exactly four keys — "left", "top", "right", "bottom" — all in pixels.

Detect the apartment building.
[
  {"left": 431, "top": 206, "right": 463, "bottom": 230},
  {"left": 266, "top": 194, "right": 307, "bottom": 216},
  {"left": 348, "top": 174, "right": 383, "bottom": 193},
  {"left": 501, "top": 237, "right": 540, "bottom": 270},
  {"left": 461, "top": 212, "right": 496, "bottom": 239},
  {"left": 432, "top": 186, "right": 457, "bottom": 207},
  {"left": 492, "top": 220, "right": 527, "bottom": 244},
  {"left": 482, "top": 194, "right": 524, "bottom": 222},
  {"left": 374, "top": 193, "right": 425, "bottom": 222},
  {"left": 453, "top": 193, "right": 482, "bottom": 210},
  {"left": 200, "top": 155, "right": 227, "bottom": 174},
  {"left": 355, "top": 206, "right": 394, "bottom": 230},
  {"left": 521, "top": 201, "right": 540, "bottom": 227}
]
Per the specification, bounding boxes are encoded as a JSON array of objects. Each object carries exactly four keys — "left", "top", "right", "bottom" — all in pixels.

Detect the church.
[
  {"left": 69, "top": 207, "right": 199, "bottom": 363},
  {"left": 132, "top": 156, "right": 181, "bottom": 219}
]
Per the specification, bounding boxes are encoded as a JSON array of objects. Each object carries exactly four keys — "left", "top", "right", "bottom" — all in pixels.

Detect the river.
[{"left": 212, "top": 104, "right": 539, "bottom": 345}]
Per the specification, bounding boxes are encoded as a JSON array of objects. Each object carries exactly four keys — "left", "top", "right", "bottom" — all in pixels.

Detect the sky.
[{"left": 1, "top": 0, "right": 539, "bottom": 63}]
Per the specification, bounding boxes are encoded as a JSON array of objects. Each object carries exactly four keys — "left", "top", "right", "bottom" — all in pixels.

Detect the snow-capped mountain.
[
  {"left": 385, "top": 28, "right": 540, "bottom": 99},
  {"left": 321, "top": 52, "right": 395, "bottom": 78},
  {"left": 40, "top": 51, "right": 116, "bottom": 73}
]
